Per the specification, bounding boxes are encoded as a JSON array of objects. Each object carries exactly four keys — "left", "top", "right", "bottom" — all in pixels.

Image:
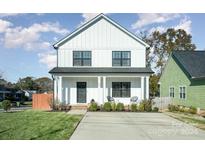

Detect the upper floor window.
[
  {"left": 73, "top": 51, "right": 91, "bottom": 66},
  {"left": 179, "top": 86, "right": 186, "bottom": 99},
  {"left": 169, "top": 87, "right": 174, "bottom": 98},
  {"left": 112, "top": 51, "right": 131, "bottom": 66}
]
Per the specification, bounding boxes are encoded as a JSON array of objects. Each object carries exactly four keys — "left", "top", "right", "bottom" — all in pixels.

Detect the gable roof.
[
  {"left": 53, "top": 13, "right": 149, "bottom": 49},
  {"left": 172, "top": 51, "right": 205, "bottom": 79}
]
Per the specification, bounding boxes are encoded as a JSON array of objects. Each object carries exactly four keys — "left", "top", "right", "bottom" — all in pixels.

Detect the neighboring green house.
[{"left": 159, "top": 51, "right": 205, "bottom": 109}]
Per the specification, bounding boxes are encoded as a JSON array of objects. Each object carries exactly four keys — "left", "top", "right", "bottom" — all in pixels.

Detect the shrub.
[
  {"left": 116, "top": 103, "right": 124, "bottom": 111},
  {"left": 16, "top": 102, "right": 20, "bottom": 107},
  {"left": 168, "top": 104, "right": 176, "bottom": 112},
  {"left": 144, "top": 100, "right": 152, "bottom": 112},
  {"left": 152, "top": 107, "right": 159, "bottom": 112},
  {"left": 111, "top": 102, "right": 116, "bottom": 111},
  {"left": 103, "top": 102, "right": 112, "bottom": 111},
  {"left": 189, "top": 106, "right": 197, "bottom": 114},
  {"left": 138, "top": 103, "right": 145, "bottom": 112},
  {"left": 2, "top": 100, "right": 11, "bottom": 112},
  {"left": 53, "top": 104, "right": 70, "bottom": 111},
  {"left": 179, "top": 106, "right": 186, "bottom": 112},
  {"left": 131, "top": 103, "right": 137, "bottom": 112},
  {"left": 139, "top": 100, "right": 152, "bottom": 112},
  {"left": 88, "top": 102, "right": 98, "bottom": 111}
]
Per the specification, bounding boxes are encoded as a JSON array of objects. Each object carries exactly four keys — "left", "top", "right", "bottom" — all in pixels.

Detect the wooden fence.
[{"left": 32, "top": 94, "right": 53, "bottom": 110}]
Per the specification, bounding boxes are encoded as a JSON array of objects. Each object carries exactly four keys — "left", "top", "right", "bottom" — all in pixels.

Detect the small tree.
[{"left": 2, "top": 100, "right": 11, "bottom": 112}]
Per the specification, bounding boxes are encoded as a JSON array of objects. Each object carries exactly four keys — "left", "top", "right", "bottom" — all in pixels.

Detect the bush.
[
  {"left": 138, "top": 103, "right": 145, "bottom": 112},
  {"left": 16, "top": 102, "right": 20, "bottom": 107},
  {"left": 103, "top": 102, "right": 112, "bottom": 111},
  {"left": 189, "top": 106, "right": 197, "bottom": 114},
  {"left": 116, "top": 103, "right": 124, "bottom": 111},
  {"left": 2, "top": 100, "right": 11, "bottom": 112},
  {"left": 131, "top": 103, "right": 137, "bottom": 112},
  {"left": 53, "top": 104, "right": 70, "bottom": 111},
  {"left": 152, "top": 107, "right": 159, "bottom": 112},
  {"left": 144, "top": 100, "right": 152, "bottom": 112},
  {"left": 139, "top": 100, "right": 152, "bottom": 112},
  {"left": 88, "top": 102, "right": 98, "bottom": 111},
  {"left": 168, "top": 104, "right": 179, "bottom": 112},
  {"left": 111, "top": 102, "right": 116, "bottom": 111}
]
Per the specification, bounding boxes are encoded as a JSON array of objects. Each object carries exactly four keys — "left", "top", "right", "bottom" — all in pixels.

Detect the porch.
[{"left": 53, "top": 74, "right": 149, "bottom": 105}]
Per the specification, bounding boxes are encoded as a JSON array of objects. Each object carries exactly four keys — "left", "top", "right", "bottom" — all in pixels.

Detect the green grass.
[
  {"left": 165, "top": 112, "right": 205, "bottom": 131},
  {"left": 0, "top": 110, "right": 83, "bottom": 140}
]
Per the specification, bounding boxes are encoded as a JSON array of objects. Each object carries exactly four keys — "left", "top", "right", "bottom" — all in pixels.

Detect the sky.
[{"left": 0, "top": 13, "right": 205, "bottom": 83}]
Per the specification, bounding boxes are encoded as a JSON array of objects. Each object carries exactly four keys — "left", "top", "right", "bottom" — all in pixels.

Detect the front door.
[{"left": 77, "top": 82, "right": 87, "bottom": 103}]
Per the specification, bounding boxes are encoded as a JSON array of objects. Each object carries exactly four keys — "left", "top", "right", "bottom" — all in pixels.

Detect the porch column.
[
  {"left": 54, "top": 76, "right": 57, "bottom": 101},
  {"left": 65, "top": 87, "right": 68, "bottom": 104},
  {"left": 103, "top": 76, "right": 106, "bottom": 103},
  {"left": 98, "top": 76, "right": 101, "bottom": 104},
  {"left": 141, "top": 76, "right": 144, "bottom": 100},
  {"left": 58, "top": 76, "right": 62, "bottom": 103},
  {"left": 146, "top": 76, "right": 149, "bottom": 99}
]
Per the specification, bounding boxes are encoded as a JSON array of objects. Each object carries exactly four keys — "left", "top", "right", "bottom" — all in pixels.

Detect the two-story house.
[{"left": 49, "top": 14, "right": 153, "bottom": 105}]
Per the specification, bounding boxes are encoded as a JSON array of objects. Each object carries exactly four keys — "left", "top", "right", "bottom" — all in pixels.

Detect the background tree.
[
  {"left": 149, "top": 74, "right": 160, "bottom": 97},
  {"left": 34, "top": 77, "right": 53, "bottom": 93},
  {"left": 15, "top": 77, "right": 38, "bottom": 90},
  {"left": 140, "top": 28, "right": 196, "bottom": 97}
]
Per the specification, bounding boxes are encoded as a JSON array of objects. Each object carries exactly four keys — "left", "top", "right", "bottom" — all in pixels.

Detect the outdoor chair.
[{"left": 107, "top": 96, "right": 115, "bottom": 102}]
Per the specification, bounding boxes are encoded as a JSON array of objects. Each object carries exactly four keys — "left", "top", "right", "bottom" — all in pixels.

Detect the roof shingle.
[
  {"left": 172, "top": 51, "right": 205, "bottom": 79},
  {"left": 49, "top": 67, "right": 154, "bottom": 74}
]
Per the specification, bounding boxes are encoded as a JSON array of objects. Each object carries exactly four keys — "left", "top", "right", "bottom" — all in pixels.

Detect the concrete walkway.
[{"left": 70, "top": 112, "right": 205, "bottom": 140}]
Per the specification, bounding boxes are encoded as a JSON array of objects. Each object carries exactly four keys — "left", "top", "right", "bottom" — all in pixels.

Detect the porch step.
[{"left": 70, "top": 104, "right": 88, "bottom": 110}]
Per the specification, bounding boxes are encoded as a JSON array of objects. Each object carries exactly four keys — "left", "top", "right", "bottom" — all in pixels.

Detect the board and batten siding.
[
  {"left": 160, "top": 56, "right": 205, "bottom": 109},
  {"left": 58, "top": 18, "right": 146, "bottom": 67}
]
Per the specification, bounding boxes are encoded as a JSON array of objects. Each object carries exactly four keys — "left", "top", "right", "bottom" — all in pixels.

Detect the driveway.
[{"left": 70, "top": 112, "right": 205, "bottom": 140}]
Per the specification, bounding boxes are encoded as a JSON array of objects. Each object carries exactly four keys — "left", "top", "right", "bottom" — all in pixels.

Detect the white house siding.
[
  {"left": 60, "top": 76, "right": 142, "bottom": 105},
  {"left": 57, "top": 18, "right": 146, "bottom": 67},
  {"left": 61, "top": 77, "right": 99, "bottom": 104}
]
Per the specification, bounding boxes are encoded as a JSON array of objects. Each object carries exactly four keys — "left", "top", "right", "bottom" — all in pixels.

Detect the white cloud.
[
  {"left": 78, "top": 13, "right": 99, "bottom": 27},
  {"left": 0, "top": 19, "right": 12, "bottom": 33},
  {"left": 0, "top": 18, "right": 69, "bottom": 69},
  {"left": 38, "top": 52, "right": 56, "bottom": 69},
  {"left": 132, "top": 13, "right": 180, "bottom": 29},
  {"left": 0, "top": 13, "right": 20, "bottom": 18},
  {"left": 148, "top": 26, "right": 167, "bottom": 34},
  {"left": 174, "top": 17, "right": 192, "bottom": 34},
  {"left": 2, "top": 22, "right": 69, "bottom": 50}
]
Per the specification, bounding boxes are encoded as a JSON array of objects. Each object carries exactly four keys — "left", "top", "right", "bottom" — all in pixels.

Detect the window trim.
[
  {"left": 179, "top": 86, "right": 186, "bottom": 100},
  {"left": 73, "top": 51, "right": 92, "bottom": 66},
  {"left": 112, "top": 82, "right": 131, "bottom": 98},
  {"left": 169, "top": 86, "right": 175, "bottom": 98},
  {"left": 112, "top": 51, "right": 131, "bottom": 67}
]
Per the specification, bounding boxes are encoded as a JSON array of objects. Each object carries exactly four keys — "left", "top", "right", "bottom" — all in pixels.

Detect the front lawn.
[
  {"left": 165, "top": 112, "right": 205, "bottom": 131},
  {"left": 0, "top": 110, "right": 83, "bottom": 140}
]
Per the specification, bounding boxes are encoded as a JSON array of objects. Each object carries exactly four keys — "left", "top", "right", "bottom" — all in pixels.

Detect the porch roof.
[{"left": 49, "top": 67, "right": 154, "bottom": 74}]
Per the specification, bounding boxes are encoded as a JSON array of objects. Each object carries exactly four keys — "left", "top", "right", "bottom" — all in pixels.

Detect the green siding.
[{"left": 160, "top": 56, "right": 205, "bottom": 109}]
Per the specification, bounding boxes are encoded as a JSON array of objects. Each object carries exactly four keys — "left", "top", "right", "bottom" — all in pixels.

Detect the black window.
[
  {"left": 112, "top": 82, "right": 131, "bottom": 97},
  {"left": 112, "top": 51, "right": 131, "bottom": 66},
  {"left": 169, "top": 87, "right": 174, "bottom": 98},
  {"left": 179, "top": 86, "right": 186, "bottom": 99},
  {"left": 73, "top": 51, "right": 91, "bottom": 66}
]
